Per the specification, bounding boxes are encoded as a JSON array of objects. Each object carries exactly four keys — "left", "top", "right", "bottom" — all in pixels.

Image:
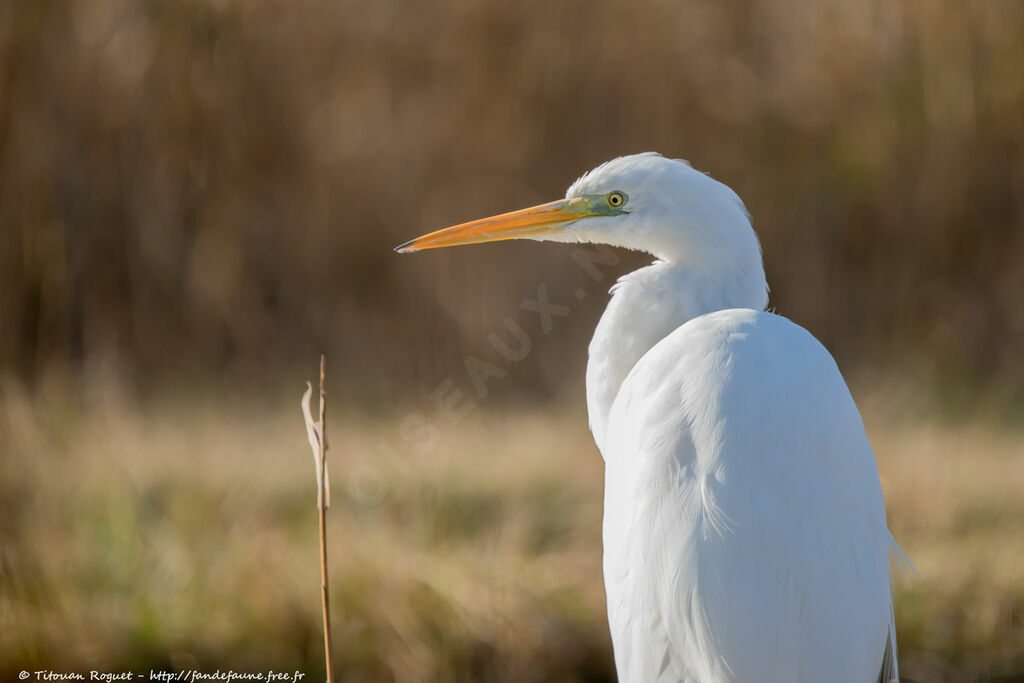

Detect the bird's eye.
[{"left": 607, "top": 191, "right": 626, "bottom": 208}]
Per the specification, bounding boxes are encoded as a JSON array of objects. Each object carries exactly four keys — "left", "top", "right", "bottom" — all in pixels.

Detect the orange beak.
[{"left": 395, "top": 197, "right": 595, "bottom": 253}]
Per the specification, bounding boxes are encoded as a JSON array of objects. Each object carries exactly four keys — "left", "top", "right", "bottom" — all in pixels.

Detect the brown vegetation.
[
  {"left": 1, "top": 0, "right": 1022, "bottom": 405},
  {"left": 2, "top": 388, "right": 1023, "bottom": 681}
]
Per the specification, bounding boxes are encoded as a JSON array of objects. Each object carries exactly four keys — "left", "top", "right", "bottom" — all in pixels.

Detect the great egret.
[{"left": 397, "top": 153, "right": 899, "bottom": 683}]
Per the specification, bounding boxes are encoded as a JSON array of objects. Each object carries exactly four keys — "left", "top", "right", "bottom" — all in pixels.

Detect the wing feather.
[{"left": 601, "top": 310, "right": 895, "bottom": 683}]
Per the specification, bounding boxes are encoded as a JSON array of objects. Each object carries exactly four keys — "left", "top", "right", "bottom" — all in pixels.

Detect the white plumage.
[{"left": 398, "top": 152, "right": 900, "bottom": 682}]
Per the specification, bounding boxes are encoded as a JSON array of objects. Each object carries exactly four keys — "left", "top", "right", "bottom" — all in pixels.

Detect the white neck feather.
[{"left": 586, "top": 256, "right": 768, "bottom": 453}]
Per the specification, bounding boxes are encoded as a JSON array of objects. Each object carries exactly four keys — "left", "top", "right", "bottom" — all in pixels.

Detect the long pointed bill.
[{"left": 395, "top": 197, "right": 596, "bottom": 253}]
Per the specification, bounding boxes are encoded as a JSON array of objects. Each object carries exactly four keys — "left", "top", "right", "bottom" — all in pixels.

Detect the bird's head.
[{"left": 396, "top": 152, "right": 764, "bottom": 278}]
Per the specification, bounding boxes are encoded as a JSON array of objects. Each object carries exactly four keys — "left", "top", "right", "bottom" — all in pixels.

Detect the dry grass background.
[
  {"left": 2, "top": 0, "right": 1023, "bottom": 404},
  {"left": 2, "top": 381, "right": 1023, "bottom": 681}
]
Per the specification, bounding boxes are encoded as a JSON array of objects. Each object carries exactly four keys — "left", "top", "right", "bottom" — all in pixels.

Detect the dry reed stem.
[{"left": 301, "top": 355, "right": 335, "bottom": 683}]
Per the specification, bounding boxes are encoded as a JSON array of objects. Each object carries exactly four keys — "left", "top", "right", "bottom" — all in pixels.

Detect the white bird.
[{"left": 397, "top": 153, "right": 899, "bottom": 683}]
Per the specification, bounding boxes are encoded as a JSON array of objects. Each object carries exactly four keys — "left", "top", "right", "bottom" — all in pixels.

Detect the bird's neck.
[{"left": 586, "top": 259, "right": 768, "bottom": 452}]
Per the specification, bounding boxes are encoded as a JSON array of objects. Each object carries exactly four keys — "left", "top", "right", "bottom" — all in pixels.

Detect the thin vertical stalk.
[
  {"left": 302, "top": 356, "right": 334, "bottom": 683},
  {"left": 317, "top": 355, "right": 334, "bottom": 683}
]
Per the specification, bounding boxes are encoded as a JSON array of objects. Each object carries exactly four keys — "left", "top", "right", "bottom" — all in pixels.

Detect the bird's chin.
[{"left": 523, "top": 228, "right": 583, "bottom": 245}]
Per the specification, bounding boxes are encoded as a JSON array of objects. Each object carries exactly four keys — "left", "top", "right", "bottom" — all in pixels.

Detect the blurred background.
[{"left": 1, "top": 0, "right": 1023, "bottom": 680}]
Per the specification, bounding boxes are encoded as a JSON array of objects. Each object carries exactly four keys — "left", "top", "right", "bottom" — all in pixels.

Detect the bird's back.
[{"left": 601, "top": 309, "right": 894, "bottom": 683}]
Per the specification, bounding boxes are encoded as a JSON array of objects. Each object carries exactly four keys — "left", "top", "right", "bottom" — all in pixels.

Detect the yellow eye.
[{"left": 607, "top": 191, "right": 626, "bottom": 208}]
